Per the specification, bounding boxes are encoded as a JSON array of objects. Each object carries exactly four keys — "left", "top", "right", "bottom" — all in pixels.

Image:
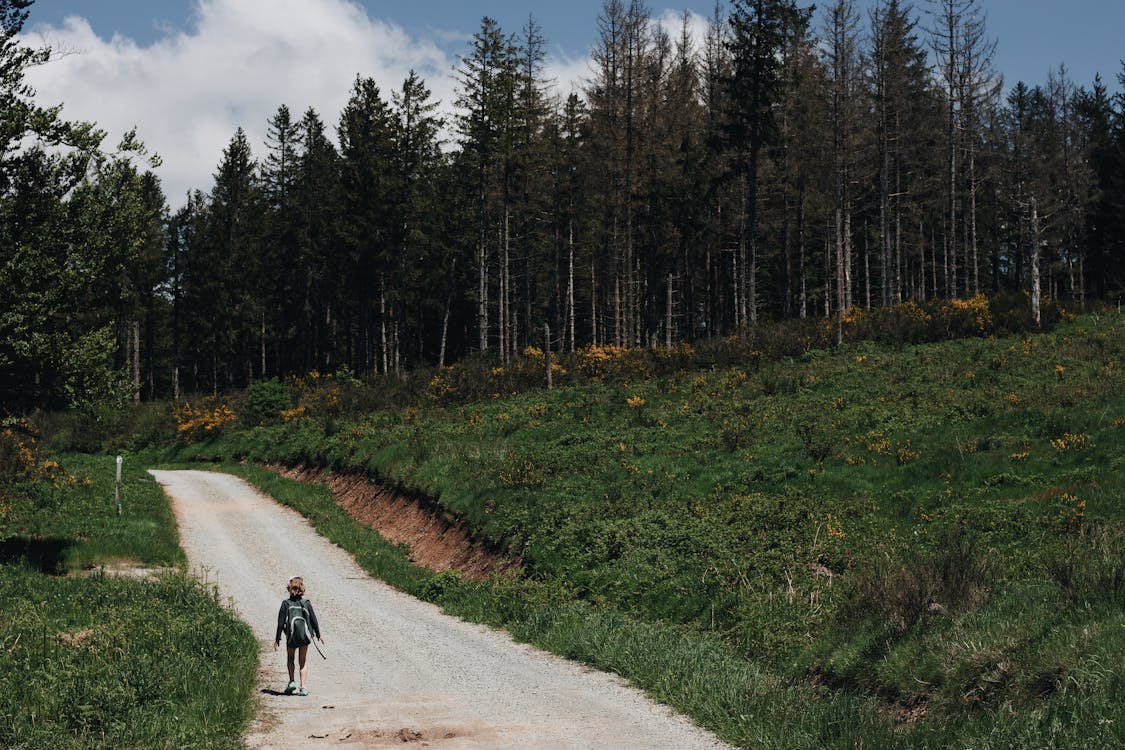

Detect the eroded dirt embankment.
[{"left": 263, "top": 464, "right": 520, "bottom": 581}]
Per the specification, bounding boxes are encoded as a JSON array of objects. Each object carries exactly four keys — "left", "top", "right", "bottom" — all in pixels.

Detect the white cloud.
[
  {"left": 21, "top": 0, "right": 604, "bottom": 206},
  {"left": 544, "top": 51, "right": 594, "bottom": 101},
  {"left": 23, "top": 0, "right": 460, "bottom": 205},
  {"left": 654, "top": 7, "right": 710, "bottom": 57},
  {"left": 539, "top": 8, "right": 711, "bottom": 106}
]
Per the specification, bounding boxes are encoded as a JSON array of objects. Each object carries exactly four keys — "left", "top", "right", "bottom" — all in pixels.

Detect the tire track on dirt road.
[{"left": 151, "top": 469, "right": 734, "bottom": 750}]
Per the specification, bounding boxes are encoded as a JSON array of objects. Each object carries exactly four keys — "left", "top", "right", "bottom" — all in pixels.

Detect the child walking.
[{"left": 273, "top": 576, "right": 324, "bottom": 696}]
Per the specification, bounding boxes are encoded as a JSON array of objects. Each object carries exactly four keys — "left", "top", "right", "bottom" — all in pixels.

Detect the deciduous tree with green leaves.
[{"left": 0, "top": 0, "right": 151, "bottom": 412}]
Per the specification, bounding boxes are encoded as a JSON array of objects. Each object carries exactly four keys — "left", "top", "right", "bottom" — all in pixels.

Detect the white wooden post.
[{"left": 115, "top": 456, "right": 123, "bottom": 515}]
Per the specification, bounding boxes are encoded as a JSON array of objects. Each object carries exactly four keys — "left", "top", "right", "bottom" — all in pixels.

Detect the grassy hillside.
[
  {"left": 13, "top": 307, "right": 1120, "bottom": 747},
  {"left": 164, "top": 312, "right": 1125, "bottom": 747}
]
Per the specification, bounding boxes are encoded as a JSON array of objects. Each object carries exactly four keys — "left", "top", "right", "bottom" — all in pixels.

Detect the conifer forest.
[{"left": 3, "top": 0, "right": 1125, "bottom": 411}]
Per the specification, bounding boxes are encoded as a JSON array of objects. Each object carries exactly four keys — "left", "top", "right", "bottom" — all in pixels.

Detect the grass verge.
[{"left": 0, "top": 453, "right": 258, "bottom": 750}]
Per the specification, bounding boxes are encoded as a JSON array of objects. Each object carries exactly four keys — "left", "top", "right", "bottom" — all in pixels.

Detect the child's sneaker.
[
  {"left": 298, "top": 688, "right": 308, "bottom": 697},
  {"left": 284, "top": 681, "right": 297, "bottom": 695}
]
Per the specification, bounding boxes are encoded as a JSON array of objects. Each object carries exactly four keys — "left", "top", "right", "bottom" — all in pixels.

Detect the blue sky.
[
  {"left": 22, "top": 0, "right": 1124, "bottom": 204},
  {"left": 30, "top": 0, "right": 1124, "bottom": 88}
]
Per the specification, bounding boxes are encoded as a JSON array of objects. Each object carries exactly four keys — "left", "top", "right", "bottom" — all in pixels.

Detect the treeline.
[{"left": 3, "top": 0, "right": 1125, "bottom": 411}]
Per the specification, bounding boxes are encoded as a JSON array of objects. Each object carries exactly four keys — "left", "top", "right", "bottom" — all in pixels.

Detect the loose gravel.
[{"left": 151, "top": 469, "right": 734, "bottom": 750}]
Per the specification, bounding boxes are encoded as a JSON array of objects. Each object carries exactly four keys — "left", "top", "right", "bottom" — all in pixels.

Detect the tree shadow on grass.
[{"left": 0, "top": 536, "right": 74, "bottom": 574}]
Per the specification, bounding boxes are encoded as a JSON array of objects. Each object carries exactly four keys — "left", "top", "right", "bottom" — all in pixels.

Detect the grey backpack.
[{"left": 285, "top": 599, "right": 311, "bottom": 647}]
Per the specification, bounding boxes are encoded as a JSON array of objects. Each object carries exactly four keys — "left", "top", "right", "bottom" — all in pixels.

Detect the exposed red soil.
[{"left": 264, "top": 464, "right": 520, "bottom": 581}]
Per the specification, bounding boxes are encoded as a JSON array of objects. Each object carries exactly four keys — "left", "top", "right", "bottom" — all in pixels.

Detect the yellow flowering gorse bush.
[{"left": 174, "top": 402, "right": 237, "bottom": 442}]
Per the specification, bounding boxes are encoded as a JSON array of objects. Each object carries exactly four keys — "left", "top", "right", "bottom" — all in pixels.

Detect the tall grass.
[
  {"left": 1, "top": 452, "right": 183, "bottom": 571},
  {"left": 0, "top": 452, "right": 258, "bottom": 749},
  {"left": 0, "top": 568, "right": 257, "bottom": 750}
]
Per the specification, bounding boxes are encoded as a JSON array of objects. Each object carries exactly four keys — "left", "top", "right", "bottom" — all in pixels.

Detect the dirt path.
[{"left": 151, "top": 470, "right": 733, "bottom": 750}]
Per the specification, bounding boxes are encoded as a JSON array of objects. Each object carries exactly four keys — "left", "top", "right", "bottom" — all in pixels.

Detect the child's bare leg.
[
  {"left": 297, "top": 645, "right": 310, "bottom": 688},
  {"left": 286, "top": 647, "right": 297, "bottom": 683}
]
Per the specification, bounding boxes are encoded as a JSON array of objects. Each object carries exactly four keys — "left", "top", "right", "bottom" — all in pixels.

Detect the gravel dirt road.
[{"left": 151, "top": 469, "right": 733, "bottom": 750}]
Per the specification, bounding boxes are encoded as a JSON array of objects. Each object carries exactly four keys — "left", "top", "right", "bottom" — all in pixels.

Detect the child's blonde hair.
[{"left": 287, "top": 576, "right": 305, "bottom": 596}]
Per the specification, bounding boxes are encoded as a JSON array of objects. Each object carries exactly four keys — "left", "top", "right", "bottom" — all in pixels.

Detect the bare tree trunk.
[
  {"left": 880, "top": 124, "right": 891, "bottom": 307},
  {"left": 894, "top": 177, "right": 903, "bottom": 303},
  {"left": 1056, "top": 73, "right": 1080, "bottom": 305},
  {"left": 1079, "top": 251, "right": 1086, "bottom": 310},
  {"left": 379, "top": 284, "right": 388, "bottom": 375},
  {"left": 738, "top": 175, "right": 748, "bottom": 329},
  {"left": 666, "top": 273, "right": 673, "bottom": 348},
  {"left": 614, "top": 275, "right": 622, "bottom": 347},
  {"left": 863, "top": 224, "right": 871, "bottom": 309},
  {"left": 749, "top": 239, "right": 758, "bottom": 325},
  {"left": 798, "top": 186, "right": 807, "bottom": 318},
  {"left": 732, "top": 249, "right": 739, "bottom": 328},
  {"left": 930, "top": 226, "right": 938, "bottom": 299},
  {"left": 439, "top": 304, "right": 449, "bottom": 368},
  {"left": 844, "top": 207, "right": 854, "bottom": 309},
  {"left": 829, "top": 0, "right": 857, "bottom": 335},
  {"left": 393, "top": 320, "right": 400, "bottom": 375},
  {"left": 1030, "top": 197, "right": 1041, "bottom": 325},
  {"left": 500, "top": 214, "right": 508, "bottom": 363},
  {"left": 943, "top": 1, "right": 959, "bottom": 299},
  {"left": 507, "top": 206, "right": 517, "bottom": 359},
  {"left": 919, "top": 222, "right": 926, "bottom": 300},
  {"left": 915, "top": 226, "right": 923, "bottom": 300},
  {"left": 478, "top": 235, "right": 488, "bottom": 352},
  {"left": 624, "top": 17, "right": 637, "bottom": 349},
  {"left": 825, "top": 235, "right": 832, "bottom": 319},
  {"left": 567, "top": 218, "right": 576, "bottom": 352},
  {"left": 626, "top": 234, "right": 636, "bottom": 346},
  {"left": 835, "top": 206, "right": 845, "bottom": 344},
  {"left": 544, "top": 323, "right": 552, "bottom": 389},
  {"left": 326, "top": 306, "right": 334, "bottom": 370},
  {"left": 590, "top": 258, "right": 598, "bottom": 347},
  {"left": 781, "top": 184, "right": 792, "bottom": 318},
  {"left": 708, "top": 203, "right": 717, "bottom": 336},
  {"left": 969, "top": 139, "right": 980, "bottom": 294},
  {"left": 259, "top": 313, "right": 266, "bottom": 380},
  {"left": 132, "top": 320, "right": 141, "bottom": 404}
]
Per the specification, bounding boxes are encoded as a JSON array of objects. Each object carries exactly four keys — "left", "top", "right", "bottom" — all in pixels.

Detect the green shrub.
[
  {"left": 990, "top": 291, "right": 1065, "bottom": 333},
  {"left": 118, "top": 402, "right": 177, "bottom": 451},
  {"left": 1043, "top": 522, "right": 1125, "bottom": 607},
  {"left": 845, "top": 301, "right": 934, "bottom": 344},
  {"left": 845, "top": 524, "right": 992, "bottom": 634},
  {"left": 240, "top": 378, "right": 291, "bottom": 426},
  {"left": 795, "top": 418, "right": 837, "bottom": 461},
  {"left": 35, "top": 405, "right": 127, "bottom": 454}
]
